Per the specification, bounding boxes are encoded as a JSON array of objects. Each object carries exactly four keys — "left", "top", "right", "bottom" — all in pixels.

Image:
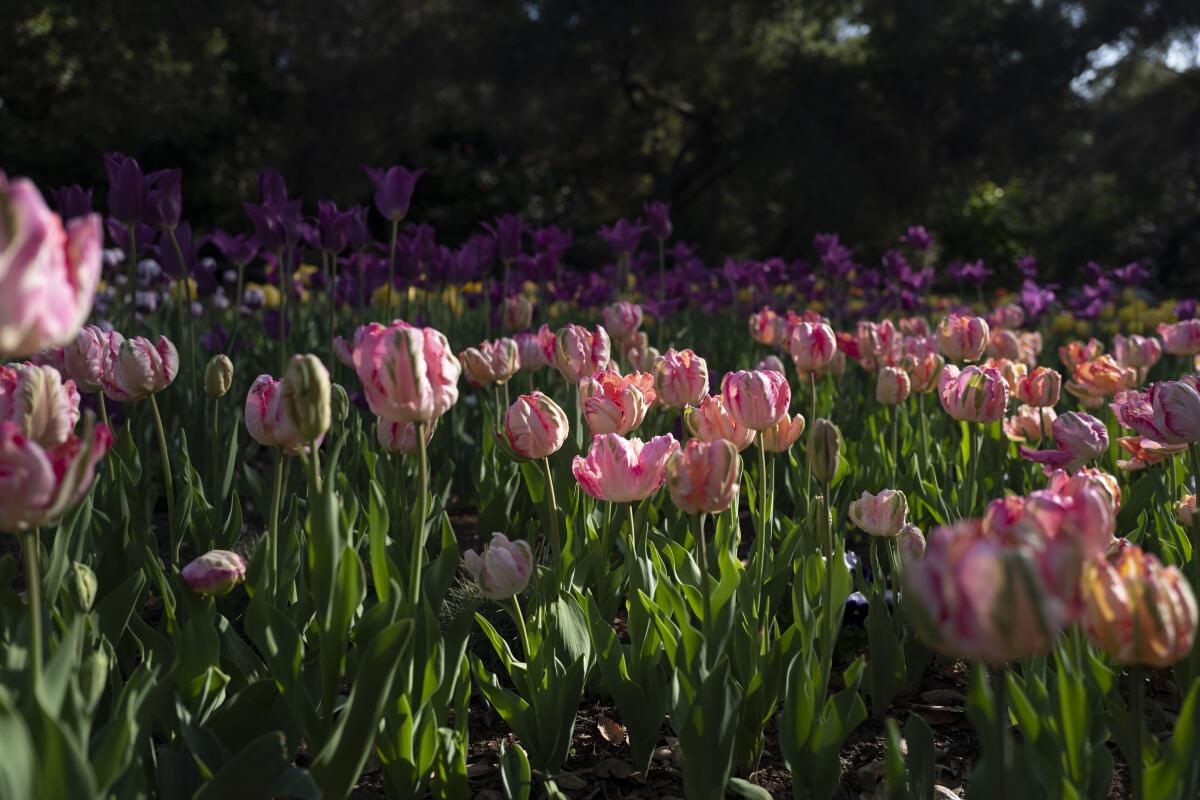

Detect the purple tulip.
[
  {"left": 51, "top": 185, "right": 94, "bottom": 221},
  {"left": 317, "top": 200, "right": 353, "bottom": 254},
  {"left": 364, "top": 165, "right": 424, "bottom": 222},
  {"left": 1176, "top": 299, "right": 1197, "bottom": 320},
  {"left": 103, "top": 152, "right": 149, "bottom": 224},
  {"left": 598, "top": 218, "right": 648, "bottom": 258},
  {"left": 901, "top": 225, "right": 933, "bottom": 251},
  {"left": 347, "top": 205, "right": 373, "bottom": 250},
  {"left": 531, "top": 225, "right": 572, "bottom": 261},
  {"left": 211, "top": 230, "right": 260, "bottom": 267},
  {"left": 1112, "top": 261, "right": 1148, "bottom": 286},
  {"left": 144, "top": 169, "right": 183, "bottom": 230},
  {"left": 1018, "top": 255, "right": 1038, "bottom": 278},
  {"left": 156, "top": 222, "right": 203, "bottom": 277},
  {"left": 643, "top": 201, "right": 672, "bottom": 240},
  {"left": 484, "top": 214, "right": 525, "bottom": 263}
]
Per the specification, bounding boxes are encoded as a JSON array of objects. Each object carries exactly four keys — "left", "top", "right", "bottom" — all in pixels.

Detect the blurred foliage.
[{"left": 2, "top": 0, "right": 1199, "bottom": 288}]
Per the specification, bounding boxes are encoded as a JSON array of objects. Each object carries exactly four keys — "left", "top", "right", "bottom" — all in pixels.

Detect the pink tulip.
[
  {"left": 104, "top": 335, "right": 179, "bottom": 402},
  {"left": 987, "top": 303, "right": 1025, "bottom": 330},
  {"left": 936, "top": 314, "right": 989, "bottom": 362},
  {"left": 986, "top": 328, "right": 1021, "bottom": 361},
  {"left": 848, "top": 489, "right": 908, "bottom": 537},
  {"left": 0, "top": 419, "right": 111, "bottom": 531},
  {"left": 64, "top": 325, "right": 117, "bottom": 393},
  {"left": 1066, "top": 356, "right": 1136, "bottom": 408},
  {"left": 787, "top": 322, "right": 837, "bottom": 372},
  {"left": 901, "top": 349, "right": 945, "bottom": 394},
  {"left": 721, "top": 369, "right": 790, "bottom": 431},
  {"left": 1111, "top": 379, "right": 1200, "bottom": 445},
  {"left": 1059, "top": 338, "right": 1104, "bottom": 373},
  {"left": 898, "top": 317, "right": 931, "bottom": 337},
  {"left": 602, "top": 301, "right": 643, "bottom": 342},
  {"left": 1176, "top": 495, "right": 1196, "bottom": 527},
  {"left": 654, "top": 348, "right": 709, "bottom": 409},
  {"left": 0, "top": 363, "right": 80, "bottom": 448},
  {"left": 459, "top": 338, "right": 520, "bottom": 387},
  {"left": 748, "top": 307, "right": 782, "bottom": 346},
  {"left": 620, "top": 331, "right": 659, "bottom": 372},
  {"left": 463, "top": 532, "right": 534, "bottom": 600},
  {"left": 182, "top": 550, "right": 247, "bottom": 596},
  {"left": 352, "top": 320, "right": 461, "bottom": 423},
  {"left": 1019, "top": 411, "right": 1109, "bottom": 472},
  {"left": 0, "top": 174, "right": 103, "bottom": 359},
  {"left": 501, "top": 294, "right": 534, "bottom": 332},
  {"left": 665, "top": 438, "right": 740, "bottom": 514},
  {"left": 515, "top": 325, "right": 555, "bottom": 372},
  {"left": 759, "top": 412, "right": 805, "bottom": 453},
  {"left": 332, "top": 335, "right": 355, "bottom": 368},
  {"left": 1047, "top": 467, "right": 1122, "bottom": 514},
  {"left": 1112, "top": 334, "right": 1162, "bottom": 370},
  {"left": 876, "top": 366, "right": 910, "bottom": 405},
  {"left": 1003, "top": 404, "right": 1057, "bottom": 443},
  {"left": 1083, "top": 541, "right": 1197, "bottom": 667},
  {"left": 1022, "top": 483, "right": 1116, "bottom": 560},
  {"left": 902, "top": 519, "right": 1072, "bottom": 664},
  {"left": 897, "top": 524, "right": 926, "bottom": 560},
  {"left": 572, "top": 432, "right": 679, "bottom": 503},
  {"left": 938, "top": 364, "right": 1008, "bottom": 424},
  {"left": 580, "top": 370, "right": 654, "bottom": 436},
  {"left": 756, "top": 354, "right": 786, "bottom": 374},
  {"left": 1014, "top": 366, "right": 1061, "bottom": 407},
  {"left": 1018, "top": 332, "right": 1044, "bottom": 368},
  {"left": 685, "top": 394, "right": 756, "bottom": 451},
  {"left": 983, "top": 357, "right": 1028, "bottom": 396},
  {"left": 503, "top": 392, "right": 568, "bottom": 459},
  {"left": 1158, "top": 320, "right": 1200, "bottom": 356},
  {"left": 856, "top": 320, "right": 899, "bottom": 368},
  {"left": 1116, "top": 435, "right": 1185, "bottom": 471},
  {"left": 554, "top": 323, "right": 610, "bottom": 383},
  {"left": 376, "top": 416, "right": 436, "bottom": 455},
  {"left": 245, "top": 375, "right": 316, "bottom": 455},
  {"left": 29, "top": 345, "right": 66, "bottom": 375}
]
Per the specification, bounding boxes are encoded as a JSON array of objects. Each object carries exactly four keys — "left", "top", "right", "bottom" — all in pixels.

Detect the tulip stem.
[
  {"left": 386, "top": 219, "right": 399, "bottom": 318},
  {"left": 963, "top": 424, "right": 980, "bottom": 519},
  {"left": 276, "top": 248, "right": 289, "bottom": 376},
  {"left": 21, "top": 529, "right": 42, "bottom": 695},
  {"left": 805, "top": 374, "right": 817, "bottom": 510},
  {"left": 819, "top": 488, "right": 835, "bottom": 656},
  {"left": 1130, "top": 665, "right": 1145, "bottom": 800},
  {"left": 149, "top": 395, "right": 178, "bottom": 562},
  {"left": 994, "top": 668, "right": 1011, "bottom": 800},
  {"left": 268, "top": 448, "right": 284, "bottom": 603},
  {"left": 98, "top": 393, "right": 110, "bottom": 431},
  {"left": 1188, "top": 444, "right": 1200, "bottom": 595},
  {"left": 167, "top": 227, "right": 197, "bottom": 401},
  {"left": 126, "top": 224, "right": 138, "bottom": 329},
  {"left": 408, "top": 421, "right": 430, "bottom": 608},
  {"left": 693, "top": 513, "right": 714, "bottom": 667},
  {"left": 541, "top": 457, "right": 562, "bottom": 567},
  {"left": 889, "top": 406, "right": 900, "bottom": 488},
  {"left": 509, "top": 594, "right": 533, "bottom": 667},
  {"left": 755, "top": 439, "right": 770, "bottom": 617},
  {"left": 210, "top": 395, "right": 221, "bottom": 502}
]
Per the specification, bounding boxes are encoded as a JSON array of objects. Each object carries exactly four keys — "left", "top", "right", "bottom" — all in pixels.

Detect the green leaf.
[
  {"left": 498, "top": 741, "right": 531, "bottom": 800},
  {"left": 193, "top": 732, "right": 289, "bottom": 800}
]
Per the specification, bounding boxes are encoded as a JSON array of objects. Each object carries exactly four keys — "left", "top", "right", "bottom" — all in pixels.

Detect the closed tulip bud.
[
  {"left": 330, "top": 383, "right": 349, "bottom": 422},
  {"left": 986, "top": 328, "right": 1022, "bottom": 361},
  {"left": 460, "top": 338, "right": 520, "bottom": 387},
  {"left": 759, "top": 412, "right": 805, "bottom": 452},
  {"left": 665, "top": 438, "right": 740, "bottom": 514},
  {"left": 983, "top": 357, "right": 1027, "bottom": 394},
  {"left": 0, "top": 363, "right": 80, "bottom": 447},
  {"left": 64, "top": 325, "right": 116, "bottom": 393},
  {"left": 79, "top": 649, "right": 109, "bottom": 712},
  {"left": 1158, "top": 320, "right": 1200, "bottom": 356},
  {"left": 572, "top": 432, "right": 679, "bottom": 503},
  {"left": 1019, "top": 411, "right": 1109, "bottom": 472},
  {"left": 554, "top": 323, "right": 611, "bottom": 383},
  {"left": 602, "top": 301, "right": 643, "bottom": 342},
  {"left": 721, "top": 369, "right": 790, "bottom": 431},
  {"left": 463, "top": 533, "right": 533, "bottom": 600},
  {"left": 938, "top": 365, "right": 1008, "bottom": 424},
  {"left": 1083, "top": 542, "right": 1198, "bottom": 667},
  {"left": 902, "top": 350, "right": 945, "bottom": 394},
  {"left": 0, "top": 418, "right": 112, "bottom": 531},
  {"left": 987, "top": 303, "right": 1025, "bottom": 330},
  {"left": 809, "top": 418, "right": 842, "bottom": 483},
  {"left": 756, "top": 354, "right": 786, "bottom": 374},
  {"left": 283, "top": 354, "right": 331, "bottom": 442},
  {"left": 107, "top": 335, "right": 179, "bottom": 401},
  {"left": 748, "top": 307, "right": 782, "bottom": 346},
  {"left": 654, "top": 348, "right": 709, "bottom": 409},
  {"left": 787, "top": 322, "right": 837, "bottom": 372},
  {"left": 205, "top": 354, "right": 233, "bottom": 398},
  {"left": 501, "top": 295, "right": 534, "bottom": 332},
  {"left": 1015, "top": 366, "right": 1061, "bottom": 407},
  {"left": 182, "top": 550, "right": 246, "bottom": 596},
  {"left": 848, "top": 489, "right": 908, "bottom": 537},
  {"left": 1113, "top": 334, "right": 1162, "bottom": 370},
  {"left": 897, "top": 524, "right": 926, "bottom": 560},
  {"left": 377, "top": 415, "right": 436, "bottom": 455},
  {"left": 503, "top": 392, "right": 568, "bottom": 459},
  {"left": 876, "top": 366, "right": 910, "bottom": 405},
  {"left": 68, "top": 561, "right": 98, "bottom": 613},
  {"left": 352, "top": 321, "right": 461, "bottom": 424},
  {"left": 936, "top": 314, "right": 990, "bottom": 362},
  {"left": 898, "top": 317, "right": 931, "bottom": 337},
  {"left": 685, "top": 394, "right": 756, "bottom": 451},
  {"left": 1176, "top": 495, "right": 1196, "bottom": 526},
  {"left": 245, "top": 375, "right": 313, "bottom": 455},
  {"left": 515, "top": 326, "right": 555, "bottom": 372}
]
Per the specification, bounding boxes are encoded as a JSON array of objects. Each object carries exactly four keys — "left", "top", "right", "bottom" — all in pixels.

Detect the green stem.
[
  {"left": 127, "top": 224, "right": 138, "bottom": 329},
  {"left": 541, "top": 457, "right": 562, "bottom": 566},
  {"left": 995, "top": 667, "right": 1010, "bottom": 799},
  {"left": 627, "top": 502, "right": 640, "bottom": 560},
  {"left": 268, "top": 448, "right": 284, "bottom": 603},
  {"left": 149, "top": 395, "right": 178, "bottom": 562},
  {"left": 1130, "top": 665, "right": 1145, "bottom": 800},
  {"left": 805, "top": 375, "right": 817, "bottom": 510},
  {"left": 755, "top": 439, "right": 770, "bottom": 617},
  {"left": 964, "top": 423, "right": 980, "bottom": 518},
  {"left": 821, "top": 486, "right": 834, "bottom": 653},
  {"left": 890, "top": 405, "right": 899, "bottom": 488},
  {"left": 210, "top": 396, "right": 221, "bottom": 505},
  {"left": 21, "top": 529, "right": 42, "bottom": 695},
  {"left": 167, "top": 227, "right": 197, "bottom": 400},
  {"left": 693, "top": 513, "right": 713, "bottom": 667},
  {"left": 509, "top": 594, "right": 533, "bottom": 669},
  {"left": 98, "top": 393, "right": 110, "bottom": 431},
  {"left": 408, "top": 421, "right": 431, "bottom": 608},
  {"left": 1188, "top": 443, "right": 1200, "bottom": 595},
  {"left": 386, "top": 219, "right": 399, "bottom": 316}
]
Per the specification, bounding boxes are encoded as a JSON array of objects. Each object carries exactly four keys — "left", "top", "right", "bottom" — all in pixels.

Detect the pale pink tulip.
[
  {"left": 686, "top": 394, "right": 756, "bottom": 451},
  {"left": 748, "top": 307, "right": 782, "bottom": 346},
  {"left": 182, "top": 550, "right": 247, "bottom": 596},
  {"left": 602, "top": 301, "right": 643, "bottom": 342},
  {"left": 376, "top": 416, "right": 436, "bottom": 455},
  {"left": 1019, "top": 411, "right": 1108, "bottom": 472},
  {"left": 936, "top": 314, "right": 989, "bottom": 362},
  {"left": 554, "top": 323, "right": 610, "bottom": 383},
  {"left": 106, "top": 335, "right": 179, "bottom": 401},
  {"left": 1003, "top": 404, "right": 1056, "bottom": 443},
  {"left": 665, "top": 438, "right": 740, "bottom": 514},
  {"left": 848, "top": 489, "right": 908, "bottom": 537},
  {"left": 463, "top": 533, "right": 534, "bottom": 600},
  {"left": 987, "top": 303, "right": 1025, "bottom": 330},
  {"left": 503, "top": 392, "right": 568, "bottom": 459},
  {"left": 0, "top": 419, "right": 111, "bottom": 531},
  {"left": 1065, "top": 356, "right": 1136, "bottom": 408},
  {"left": 876, "top": 366, "right": 910, "bottom": 405},
  {"left": 0, "top": 363, "right": 80, "bottom": 447},
  {"left": 245, "top": 375, "right": 315, "bottom": 455},
  {"left": 986, "top": 328, "right": 1021, "bottom": 361},
  {"left": 1015, "top": 366, "right": 1061, "bottom": 407},
  {"left": 579, "top": 370, "right": 654, "bottom": 436},
  {"left": 654, "top": 348, "right": 709, "bottom": 409},
  {"left": 898, "top": 317, "right": 931, "bottom": 337},
  {"left": 501, "top": 294, "right": 534, "bottom": 332},
  {"left": 1111, "top": 379, "right": 1200, "bottom": 445},
  {"left": 1158, "top": 320, "right": 1200, "bottom": 356},
  {"left": 1112, "top": 334, "right": 1162, "bottom": 370},
  {"left": 64, "top": 325, "right": 117, "bottom": 393},
  {"left": 572, "top": 432, "right": 679, "bottom": 503},
  {"left": 1058, "top": 338, "right": 1104, "bottom": 373},
  {"left": 787, "top": 322, "right": 837, "bottom": 372},
  {"left": 937, "top": 364, "right": 1008, "bottom": 423},
  {"left": 721, "top": 369, "right": 790, "bottom": 431},
  {"left": 897, "top": 524, "right": 926, "bottom": 560},
  {"left": 759, "top": 412, "right": 805, "bottom": 453},
  {"left": 515, "top": 325, "right": 555, "bottom": 372},
  {"left": 352, "top": 320, "right": 461, "bottom": 423},
  {"left": 1116, "top": 435, "right": 1185, "bottom": 471},
  {"left": 460, "top": 338, "right": 520, "bottom": 387},
  {"left": 756, "top": 354, "right": 786, "bottom": 374},
  {"left": 1176, "top": 495, "right": 1196, "bottom": 527}
]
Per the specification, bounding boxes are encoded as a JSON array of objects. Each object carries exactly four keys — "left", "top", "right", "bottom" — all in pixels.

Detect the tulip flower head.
[
  {"left": 1176, "top": 495, "right": 1196, "bottom": 527},
  {"left": 463, "top": 533, "right": 534, "bottom": 600},
  {"left": 364, "top": 165, "right": 424, "bottom": 222},
  {"left": 1003, "top": 404, "right": 1057, "bottom": 443},
  {"left": 352, "top": 321, "right": 461, "bottom": 424},
  {"left": 377, "top": 416, "right": 437, "bottom": 455},
  {"left": 654, "top": 348, "right": 709, "bottom": 409},
  {"left": 756, "top": 354, "right": 786, "bottom": 374},
  {"left": 721, "top": 369, "right": 790, "bottom": 431},
  {"left": 1066, "top": 356, "right": 1136, "bottom": 408},
  {"left": 685, "top": 394, "right": 756, "bottom": 451},
  {"left": 205, "top": 354, "right": 234, "bottom": 398},
  {"left": 1111, "top": 379, "right": 1200, "bottom": 445},
  {"left": 579, "top": 370, "right": 655, "bottom": 436},
  {"left": 748, "top": 307, "right": 782, "bottom": 346},
  {"left": 105, "top": 336, "right": 179, "bottom": 402},
  {"left": 665, "top": 438, "right": 740, "bottom": 514},
  {"left": 554, "top": 324, "right": 611, "bottom": 384},
  {"left": 502, "top": 392, "right": 569, "bottom": 460},
  {"left": 759, "top": 412, "right": 806, "bottom": 452},
  {"left": 460, "top": 338, "right": 520, "bottom": 387},
  {"left": 0, "top": 363, "right": 80, "bottom": 448},
  {"left": 1015, "top": 366, "right": 1061, "bottom": 408},
  {"left": 1019, "top": 411, "right": 1109, "bottom": 472},
  {"left": 938, "top": 364, "right": 1008, "bottom": 424},
  {"left": 1158, "top": 320, "right": 1200, "bottom": 356},
  {"left": 601, "top": 301, "right": 643, "bottom": 343},
  {"left": 282, "top": 354, "right": 332, "bottom": 443},
  {"left": 245, "top": 374, "right": 317, "bottom": 455},
  {"left": 897, "top": 524, "right": 926, "bottom": 560},
  {"left": 182, "top": 550, "right": 247, "bottom": 597},
  {"left": 1112, "top": 334, "right": 1162, "bottom": 371},
  {"left": 848, "top": 489, "right": 908, "bottom": 537},
  {"left": 1059, "top": 338, "right": 1105, "bottom": 373},
  {"left": 515, "top": 325, "right": 555, "bottom": 372},
  {"left": 0, "top": 418, "right": 111, "bottom": 532},
  {"left": 936, "top": 314, "right": 990, "bottom": 362},
  {"left": 876, "top": 366, "right": 911, "bottom": 405},
  {"left": 809, "top": 418, "right": 843, "bottom": 483},
  {"left": 787, "top": 322, "right": 837, "bottom": 372},
  {"left": 502, "top": 294, "right": 534, "bottom": 332},
  {"left": 572, "top": 432, "right": 679, "bottom": 503},
  {"left": 64, "top": 325, "right": 117, "bottom": 393}
]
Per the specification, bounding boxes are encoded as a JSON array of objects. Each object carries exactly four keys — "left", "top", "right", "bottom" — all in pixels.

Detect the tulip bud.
[
  {"left": 181, "top": 549, "right": 247, "bottom": 596},
  {"left": 809, "top": 418, "right": 842, "bottom": 483},
  {"left": 79, "top": 648, "right": 110, "bottom": 712},
  {"left": 283, "top": 354, "right": 331, "bottom": 443},
  {"left": 503, "top": 392, "right": 569, "bottom": 460},
  {"left": 876, "top": 366, "right": 911, "bottom": 405},
  {"left": 897, "top": 524, "right": 926, "bottom": 560},
  {"left": 1177, "top": 495, "right": 1197, "bottom": 527},
  {"left": 69, "top": 561, "right": 98, "bottom": 613},
  {"left": 330, "top": 383, "right": 350, "bottom": 423},
  {"left": 848, "top": 489, "right": 908, "bottom": 537},
  {"left": 665, "top": 438, "right": 740, "bottom": 514},
  {"left": 759, "top": 412, "right": 805, "bottom": 452},
  {"left": 463, "top": 532, "right": 534, "bottom": 600},
  {"left": 205, "top": 354, "right": 233, "bottom": 398}
]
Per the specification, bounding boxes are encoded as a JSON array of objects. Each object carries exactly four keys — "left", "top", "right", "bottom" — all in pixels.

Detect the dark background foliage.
[{"left": 3, "top": 0, "right": 1199, "bottom": 289}]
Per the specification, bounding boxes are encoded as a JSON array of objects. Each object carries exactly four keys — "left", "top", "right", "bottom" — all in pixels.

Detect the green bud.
[
  {"left": 283, "top": 354, "right": 331, "bottom": 442},
  {"left": 79, "top": 648, "right": 110, "bottom": 712},
  {"left": 205, "top": 354, "right": 234, "bottom": 398},
  {"left": 69, "top": 561, "right": 98, "bottom": 613},
  {"left": 808, "top": 418, "right": 843, "bottom": 483},
  {"left": 330, "top": 383, "right": 350, "bottom": 424}
]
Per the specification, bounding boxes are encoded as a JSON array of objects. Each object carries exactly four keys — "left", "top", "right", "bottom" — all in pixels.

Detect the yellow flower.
[
  {"left": 463, "top": 281, "right": 484, "bottom": 295},
  {"left": 371, "top": 284, "right": 403, "bottom": 310},
  {"left": 245, "top": 282, "right": 281, "bottom": 309},
  {"left": 170, "top": 277, "right": 199, "bottom": 303}
]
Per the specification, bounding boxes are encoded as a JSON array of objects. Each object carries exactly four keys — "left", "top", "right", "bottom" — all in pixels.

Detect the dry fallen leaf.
[{"left": 597, "top": 715, "right": 629, "bottom": 744}]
